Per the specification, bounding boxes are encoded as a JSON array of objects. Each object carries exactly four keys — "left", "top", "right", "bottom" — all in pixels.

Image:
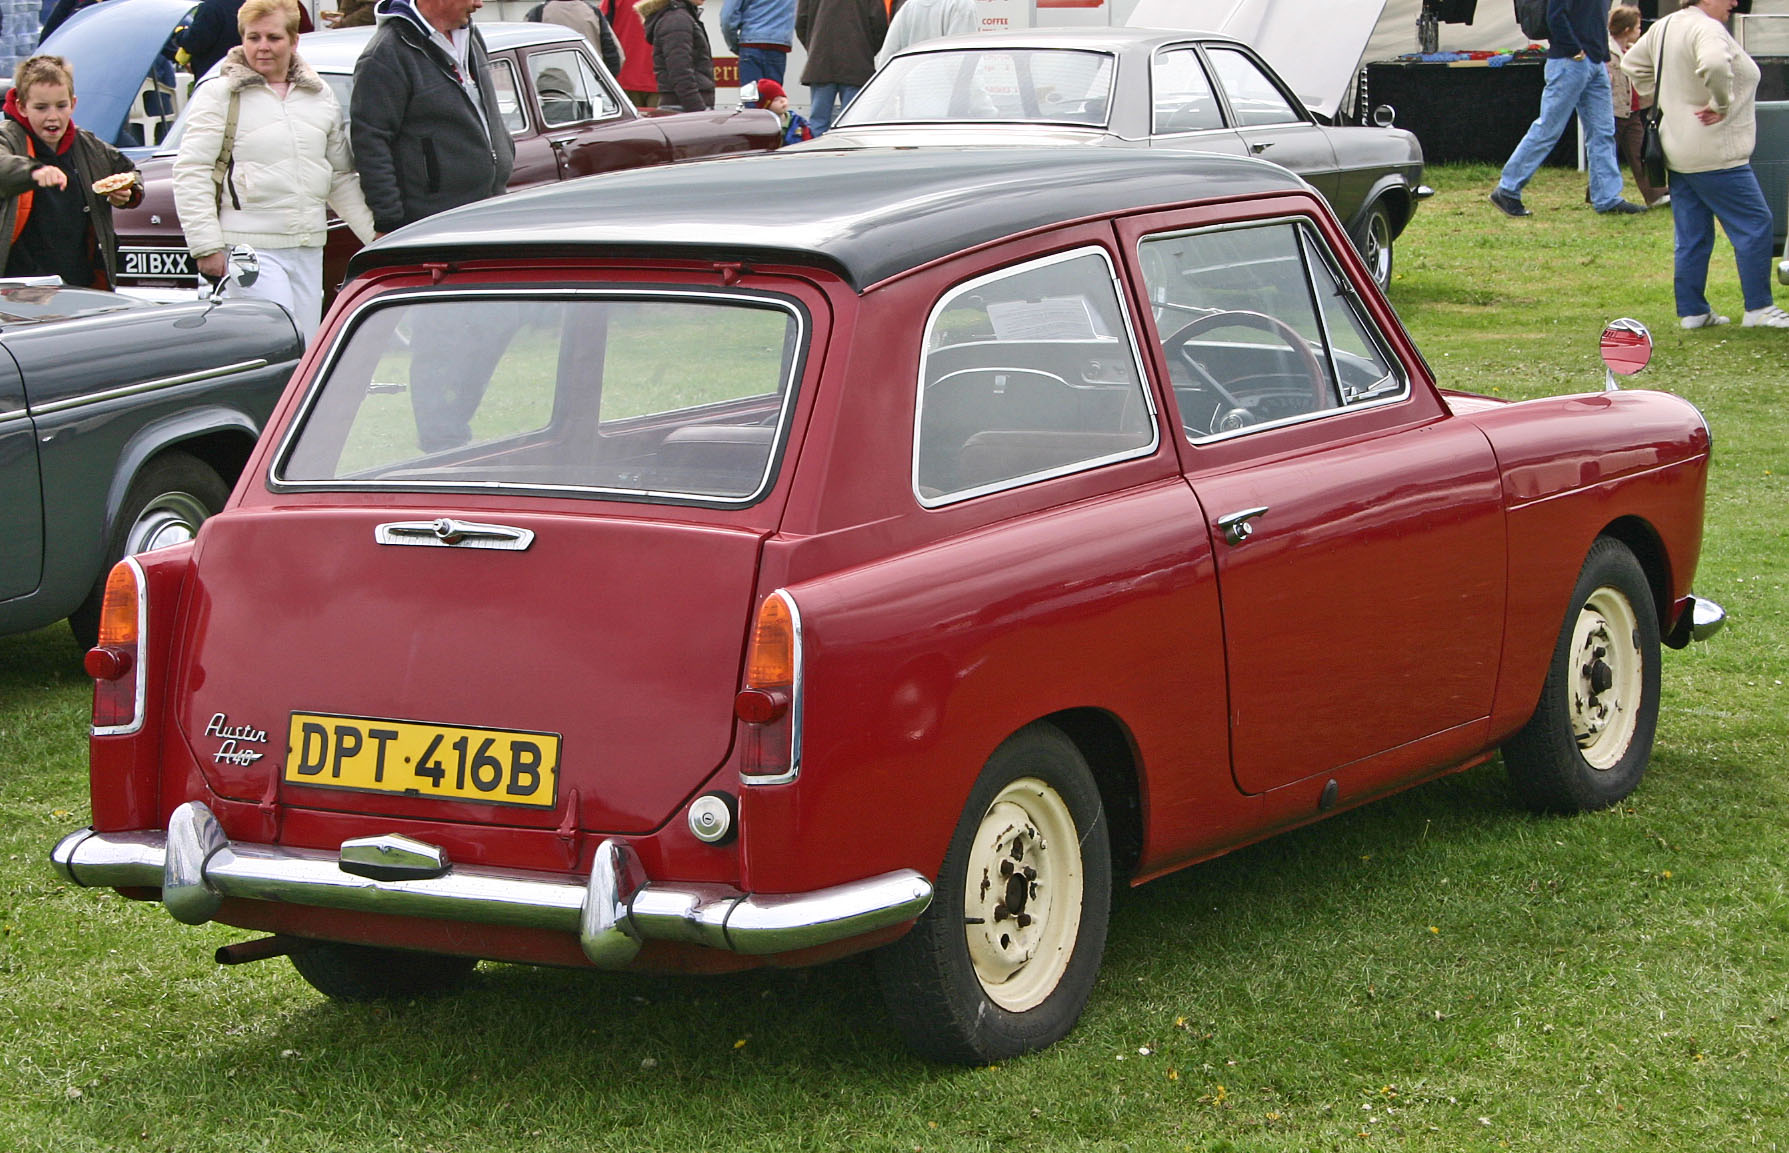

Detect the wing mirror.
[
  {"left": 203, "top": 245, "right": 260, "bottom": 303},
  {"left": 1599, "top": 318, "right": 1652, "bottom": 391},
  {"left": 1372, "top": 104, "right": 1397, "bottom": 128}
]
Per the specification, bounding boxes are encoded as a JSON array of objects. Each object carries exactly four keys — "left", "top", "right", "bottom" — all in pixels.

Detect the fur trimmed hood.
[{"left": 216, "top": 46, "right": 327, "bottom": 93}]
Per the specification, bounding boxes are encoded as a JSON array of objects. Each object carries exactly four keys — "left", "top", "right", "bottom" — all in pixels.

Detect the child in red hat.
[{"left": 754, "top": 79, "right": 813, "bottom": 146}]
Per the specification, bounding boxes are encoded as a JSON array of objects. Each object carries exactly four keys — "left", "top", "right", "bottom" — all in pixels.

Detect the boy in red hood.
[{"left": 1, "top": 55, "right": 143, "bottom": 289}]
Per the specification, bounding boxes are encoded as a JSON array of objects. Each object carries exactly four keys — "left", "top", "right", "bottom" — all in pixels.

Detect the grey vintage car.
[
  {"left": 803, "top": 27, "right": 1429, "bottom": 289},
  {"left": 0, "top": 281, "right": 301, "bottom": 646}
]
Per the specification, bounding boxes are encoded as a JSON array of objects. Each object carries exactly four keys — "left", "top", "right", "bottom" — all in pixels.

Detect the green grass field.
[{"left": 0, "top": 163, "right": 1784, "bottom": 1151}]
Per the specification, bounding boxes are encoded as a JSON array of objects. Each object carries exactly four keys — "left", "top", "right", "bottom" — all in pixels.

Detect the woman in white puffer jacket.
[{"left": 173, "top": 0, "right": 375, "bottom": 345}]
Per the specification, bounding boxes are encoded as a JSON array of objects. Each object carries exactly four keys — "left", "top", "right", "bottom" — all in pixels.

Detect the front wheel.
[
  {"left": 1503, "top": 538, "right": 1661, "bottom": 813},
  {"left": 290, "top": 941, "right": 478, "bottom": 1001},
  {"left": 875, "top": 722, "right": 1112, "bottom": 1064}
]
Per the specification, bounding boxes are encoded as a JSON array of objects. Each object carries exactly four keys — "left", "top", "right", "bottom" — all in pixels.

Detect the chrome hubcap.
[
  {"left": 122, "top": 491, "right": 211, "bottom": 557},
  {"left": 1569, "top": 586, "right": 1643, "bottom": 769},
  {"left": 1365, "top": 213, "right": 1392, "bottom": 286},
  {"left": 963, "top": 777, "right": 1082, "bottom": 1012}
]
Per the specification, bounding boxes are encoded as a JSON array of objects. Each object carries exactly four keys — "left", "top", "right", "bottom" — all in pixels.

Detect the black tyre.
[
  {"left": 1355, "top": 202, "right": 1395, "bottom": 291},
  {"left": 68, "top": 451, "right": 230, "bottom": 649},
  {"left": 875, "top": 722, "right": 1112, "bottom": 1064},
  {"left": 1503, "top": 538, "right": 1661, "bottom": 813},
  {"left": 289, "top": 941, "right": 478, "bottom": 1002}
]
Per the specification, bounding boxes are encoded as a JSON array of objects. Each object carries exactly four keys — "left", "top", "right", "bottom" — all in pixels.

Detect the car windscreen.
[
  {"left": 839, "top": 48, "right": 1115, "bottom": 128},
  {"left": 276, "top": 291, "right": 805, "bottom": 505}
]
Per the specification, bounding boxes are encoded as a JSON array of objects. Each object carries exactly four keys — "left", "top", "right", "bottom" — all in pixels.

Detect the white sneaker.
[
  {"left": 1742, "top": 304, "right": 1789, "bottom": 328},
  {"left": 1681, "top": 312, "right": 1731, "bottom": 329}
]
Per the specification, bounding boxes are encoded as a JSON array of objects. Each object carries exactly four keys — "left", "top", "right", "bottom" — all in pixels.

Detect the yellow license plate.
[{"left": 285, "top": 713, "right": 561, "bottom": 808}]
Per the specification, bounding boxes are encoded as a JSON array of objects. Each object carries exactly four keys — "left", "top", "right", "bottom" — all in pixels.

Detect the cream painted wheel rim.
[
  {"left": 1570, "top": 585, "right": 1644, "bottom": 770},
  {"left": 962, "top": 777, "right": 1083, "bottom": 1012}
]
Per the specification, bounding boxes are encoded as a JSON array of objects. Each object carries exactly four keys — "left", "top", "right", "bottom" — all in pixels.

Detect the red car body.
[
  {"left": 54, "top": 147, "right": 1720, "bottom": 1063},
  {"left": 108, "top": 22, "right": 782, "bottom": 302}
]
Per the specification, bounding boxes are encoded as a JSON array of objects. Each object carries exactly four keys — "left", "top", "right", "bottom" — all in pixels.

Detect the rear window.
[{"left": 275, "top": 291, "right": 804, "bottom": 504}]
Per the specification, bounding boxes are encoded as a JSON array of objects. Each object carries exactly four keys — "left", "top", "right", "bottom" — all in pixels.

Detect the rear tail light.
[
  {"left": 88, "top": 558, "right": 148, "bottom": 735},
  {"left": 737, "top": 589, "right": 801, "bottom": 784}
]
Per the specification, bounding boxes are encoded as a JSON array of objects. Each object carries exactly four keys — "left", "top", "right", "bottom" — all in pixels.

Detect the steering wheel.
[{"left": 1162, "top": 309, "right": 1329, "bottom": 427}]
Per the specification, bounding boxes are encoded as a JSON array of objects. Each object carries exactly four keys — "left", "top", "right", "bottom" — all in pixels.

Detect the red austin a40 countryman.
[{"left": 52, "top": 148, "right": 1722, "bottom": 1064}]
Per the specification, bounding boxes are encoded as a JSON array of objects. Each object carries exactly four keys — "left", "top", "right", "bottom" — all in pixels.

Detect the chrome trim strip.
[
  {"left": 52, "top": 805, "right": 932, "bottom": 967},
  {"left": 31, "top": 360, "right": 272, "bottom": 417},
  {"left": 374, "top": 518, "right": 535, "bottom": 550},
  {"left": 0, "top": 407, "right": 28, "bottom": 423}
]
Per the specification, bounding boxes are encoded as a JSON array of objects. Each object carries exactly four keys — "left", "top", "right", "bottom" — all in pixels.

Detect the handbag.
[
  {"left": 1641, "top": 107, "right": 1667, "bottom": 189},
  {"left": 1640, "top": 18, "right": 1671, "bottom": 189}
]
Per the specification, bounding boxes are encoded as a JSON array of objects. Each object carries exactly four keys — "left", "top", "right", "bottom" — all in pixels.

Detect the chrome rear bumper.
[{"left": 51, "top": 802, "right": 932, "bottom": 967}]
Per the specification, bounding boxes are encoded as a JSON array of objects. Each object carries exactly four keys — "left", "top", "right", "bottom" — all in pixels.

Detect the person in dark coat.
[
  {"left": 350, "top": 0, "right": 515, "bottom": 234},
  {"left": 38, "top": 0, "right": 99, "bottom": 44},
  {"left": 636, "top": 0, "right": 713, "bottom": 112},
  {"left": 178, "top": 0, "right": 248, "bottom": 79},
  {"left": 794, "top": 0, "right": 888, "bottom": 135}
]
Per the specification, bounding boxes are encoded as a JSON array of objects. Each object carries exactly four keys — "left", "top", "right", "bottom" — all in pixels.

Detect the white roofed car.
[{"left": 798, "top": 27, "right": 1430, "bottom": 290}]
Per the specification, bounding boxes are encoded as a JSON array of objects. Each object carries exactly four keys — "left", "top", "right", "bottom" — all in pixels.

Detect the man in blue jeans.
[
  {"left": 1491, "top": 0, "right": 1646, "bottom": 217},
  {"left": 720, "top": 0, "right": 794, "bottom": 87}
]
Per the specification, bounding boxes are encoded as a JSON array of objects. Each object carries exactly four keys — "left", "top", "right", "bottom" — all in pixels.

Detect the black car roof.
[{"left": 347, "top": 148, "right": 1311, "bottom": 292}]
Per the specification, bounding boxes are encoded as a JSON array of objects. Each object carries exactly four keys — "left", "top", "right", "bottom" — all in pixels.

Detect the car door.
[
  {"left": 522, "top": 45, "right": 673, "bottom": 179},
  {"left": 487, "top": 54, "right": 561, "bottom": 192},
  {"left": 1127, "top": 211, "right": 1506, "bottom": 803},
  {"left": 1202, "top": 45, "right": 1340, "bottom": 204},
  {"left": 0, "top": 346, "right": 42, "bottom": 601}
]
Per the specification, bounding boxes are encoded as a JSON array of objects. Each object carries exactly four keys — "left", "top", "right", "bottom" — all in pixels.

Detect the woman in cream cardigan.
[
  {"left": 1622, "top": 0, "right": 1789, "bottom": 329},
  {"left": 173, "top": 0, "right": 375, "bottom": 345}
]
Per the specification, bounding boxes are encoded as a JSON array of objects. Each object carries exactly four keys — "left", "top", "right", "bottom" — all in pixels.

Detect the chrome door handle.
[
  {"left": 1250, "top": 141, "right": 1273, "bottom": 153},
  {"left": 1216, "top": 506, "right": 1270, "bottom": 546}
]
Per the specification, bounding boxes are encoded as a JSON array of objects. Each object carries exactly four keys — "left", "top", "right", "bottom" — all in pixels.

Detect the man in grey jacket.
[{"left": 350, "top": 0, "right": 515, "bottom": 234}]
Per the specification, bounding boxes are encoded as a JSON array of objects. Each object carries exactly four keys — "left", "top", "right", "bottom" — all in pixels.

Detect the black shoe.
[
  {"left": 1489, "top": 188, "right": 1531, "bottom": 217},
  {"left": 1598, "top": 199, "right": 1647, "bottom": 215}
]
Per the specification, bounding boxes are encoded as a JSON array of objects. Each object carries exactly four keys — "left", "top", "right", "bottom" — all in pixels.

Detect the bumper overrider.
[{"left": 51, "top": 801, "right": 933, "bottom": 966}]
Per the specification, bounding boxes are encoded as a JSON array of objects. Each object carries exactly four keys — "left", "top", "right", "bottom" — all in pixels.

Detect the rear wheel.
[
  {"left": 875, "top": 722, "right": 1112, "bottom": 1064},
  {"left": 1356, "top": 202, "right": 1395, "bottom": 291},
  {"left": 1503, "top": 538, "right": 1661, "bottom": 813},
  {"left": 68, "top": 452, "right": 230, "bottom": 649},
  {"left": 289, "top": 941, "right": 478, "bottom": 1002}
]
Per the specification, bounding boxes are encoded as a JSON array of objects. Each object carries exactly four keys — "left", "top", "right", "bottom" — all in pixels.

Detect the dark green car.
[{"left": 0, "top": 282, "right": 301, "bottom": 647}]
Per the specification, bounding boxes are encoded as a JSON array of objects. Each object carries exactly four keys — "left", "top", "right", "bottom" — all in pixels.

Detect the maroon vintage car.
[
  {"left": 109, "top": 22, "right": 782, "bottom": 301},
  {"left": 52, "top": 147, "right": 1722, "bottom": 1064}
]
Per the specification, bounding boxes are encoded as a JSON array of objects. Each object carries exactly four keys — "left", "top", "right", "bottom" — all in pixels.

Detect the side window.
[
  {"left": 1139, "top": 221, "right": 1402, "bottom": 442},
  {"left": 488, "top": 59, "right": 527, "bottom": 135},
  {"left": 528, "top": 49, "right": 620, "bottom": 128},
  {"left": 915, "top": 248, "right": 1157, "bottom": 504},
  {"left": 1151, "top": 48, "right": 1223, "bottom": 134},
  {"left": 1205, "top": 47, "right": 1301, "bottom": 127}
]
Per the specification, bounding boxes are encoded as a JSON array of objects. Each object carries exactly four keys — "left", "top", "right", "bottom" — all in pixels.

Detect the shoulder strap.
[{"left": 212, "top": 86, "right": 242, "bottom": 211}]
